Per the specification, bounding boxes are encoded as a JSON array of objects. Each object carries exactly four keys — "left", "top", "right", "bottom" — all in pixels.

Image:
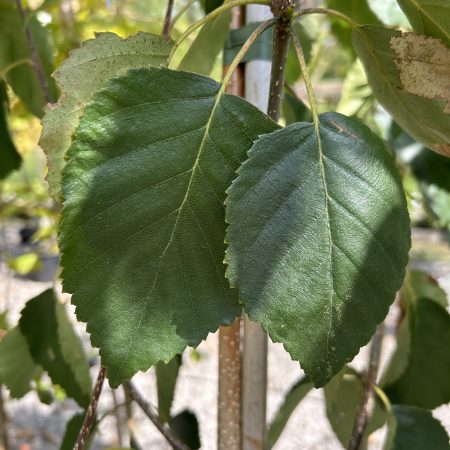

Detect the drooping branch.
[
  {"left": 73, "top": 366, "right": 107, "bottom": 450},
  {"left": 15, "top": 0, "right": 52, "bottom": 104},
  {"left": 123, "top": 381, "right": 190, "bottom": 450},
  {"left": 348, "top": 325, "right": 384, "bottom": 450}
]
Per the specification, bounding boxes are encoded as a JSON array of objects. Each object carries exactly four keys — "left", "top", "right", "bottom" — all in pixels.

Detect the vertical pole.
[
  {"left": 218, "top": 6, "right": 245, "bottom": 450},
  {"left": 242, "top": 5, "right": 272, "bottom": 450}
]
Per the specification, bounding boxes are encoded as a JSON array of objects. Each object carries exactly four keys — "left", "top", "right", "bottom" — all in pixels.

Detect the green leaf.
[
  {"left": 39, "top": 32, "right": 173, "bottom": 200},
  {"left": 179, "top": 9, "right": 231, "bottom": 76},
  {"left": 0, "top": 80, "right": 21, "bottom": 179},
  {"left": 225, "top": 112, "right": 410, "bottom": 386},
  {"left": 19, "top": 288, "right": 91, "bottom": 407},
  {"left": 282, "top": 91, "right": 311, "bottom": 125},
  {"left": 396, "top": 0, "right": 450, "bottom": 45},
  {"left": 324, "top": 366, "right": 387, "bottom": 447},
  {"left": 169, "top": 410, "right": 201, "bottom": 450},
  {"left": 326, "top": 0, "right": 382, "bottom": 51},
  {"left": 156, "top": 354, "right": 182, "bottom": 422},
  {"left": 0, "top": 2, "right": 57, "bottom": 116},
  {"left": 352, "top": 26, "right": 450, "bottom": 157},
  {"left": 411, "top": 149, "right": 450, "bottom": 192},
  {"left": 384, "top": 296, "right": 450, "bottom": 409},
  {"left": 384, "top": 405, "right": 450, "bottom": 450},
  {"left": 201, "top": 0, "right": 224, "bottom": 14},
  {"left": 0, "top": 327, "right": 40, "bottom": 398},
  {"left": 267, "top": 376, "right": 313, "bottom": 448},
  {"left": 336, "top": 59, "right": 372, "bottom": 117},
  {"left": 402, "top": 270, "right": 448, "bottom": 308},
  {"left": 60, "top": 67, "right": 277, "bottom": 387},
  {"left": 367, "top": 0, "right": 410, "bottom": 27}
]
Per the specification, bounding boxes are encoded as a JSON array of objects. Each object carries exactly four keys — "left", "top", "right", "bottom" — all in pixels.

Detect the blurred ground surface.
[{"left": 1, "top": 226, "right": 450, "bottom": 450}]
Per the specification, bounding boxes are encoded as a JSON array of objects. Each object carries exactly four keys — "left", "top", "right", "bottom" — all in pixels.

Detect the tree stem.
[
  {"left": 123, "top": 381, "right": 190, "bottom": 450},
  {"left": 348, "top": 325, "right": 384, "bottom": 450},
  {"left": 74, "top": 366, "right": 106, "bottom": 450},
  {"left": 293, "top": 7, "right": 357, "bottom": 28},
  {"left": 162, "top": 0, "right": 175, "bottom": 39},
  {"left": 218, "top": 7, "right": 244, "bottom": 450},
  {"left": 15, "top": 0, "right": 52, "bottom": 104},
  {"left": 267, "top": 1, "right": 293, "bottom": 121}
]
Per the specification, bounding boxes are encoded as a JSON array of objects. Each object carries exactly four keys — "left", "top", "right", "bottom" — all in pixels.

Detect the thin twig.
[
  {"left": 348, "top": 325, "right": 384, "bottom": 450},
  {"left": 123, "top": 381, "right": 190, "bottom": 450},
  {"left": 74, "top": 366, "right": 107, "bottom": 450},
  {"left": 123, "top": 386, "right": 144, "bottom": 450},
  {"left": 15, "top": 0, "right": 52, "bottom": 104},
  {"left": 162, "top": 0, "right": 175, "bottom": 39}
]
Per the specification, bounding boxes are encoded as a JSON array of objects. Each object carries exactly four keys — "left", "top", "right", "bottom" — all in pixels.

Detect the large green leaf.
[
  {"left": 384, "top": 405, "right": 450, "bottom": 450},
  {"left": 0, "top": 80, "right": 21, "bottom": 179},
  {"left": 0, "top": 1, "right": 57, "bottom": 117},
  {"left": 352, "top": 26, "right": 450, "bottom": 157},
  {"left": 60, "top": 67, "right": 277, "bottom": 387},
  {"left": 178, "top": 8, "right": 231, "bottom": 76},
  {"left": 267, "top": 376, "right": 313, "bottom": 448},
  {"left": 60, "top": 413, "right": 86, "bottom": 450},
  {"left": 324, "top": 366, "right": 387, "bottom": 448},
  {"left": 18, "top": 288, "right": 91, "bottom": 407},
  {"left": 396, "top": 0, "right": 450, "bottom": 45},
  {"left": 156, "top": 354, "right": 182, "bottom": 422},
  {"left": 384, "top": 296, "right": 450, "bottom": 409},
  {"left": 0, "top": 327, "right": 40, "bottom": 398},
  {"left": 39, "top": 32, "right": 173, "bottom": 200},
  {"left": 225, "top": 112, "right": 410, "bottom": 386}
]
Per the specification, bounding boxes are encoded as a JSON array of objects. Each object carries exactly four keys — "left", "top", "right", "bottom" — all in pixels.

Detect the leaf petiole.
[
  {"left": 289, "top": 25, "right": 319, "bottom": 130},
  {"left": 293, "top": 7, "right": 358, "bottom": 29}
]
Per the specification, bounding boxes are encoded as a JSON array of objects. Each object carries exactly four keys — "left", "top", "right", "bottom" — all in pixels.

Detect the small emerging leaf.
[
  {"left": 156, "top": 354, "right": 182, "bottom": 422},
  {"left": 225, "top": 112, "right": 410, "bottom": 386}
]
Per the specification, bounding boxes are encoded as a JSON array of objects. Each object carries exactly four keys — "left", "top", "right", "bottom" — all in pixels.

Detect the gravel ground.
[{"left": 1, "top": 226, "right": 450, "bottom": 450}]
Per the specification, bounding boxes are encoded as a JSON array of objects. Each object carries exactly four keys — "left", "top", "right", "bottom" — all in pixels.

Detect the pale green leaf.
[
  {"left": 384, "top": 405, "right": 450, "bottom": 450},
  {"left": 60, "top": 67, "right": 278, "bottom": 387},
  {"left": 19, "top": 288, "right": 91, "bottom": 407},
  {"left": 396, "top": 0, "right": 450, "bottom": 45},
  {"left": 225, "top": 112, "right": 410, "bottom": 386},
  {"left": 352, "top": 26, "right": 450, "bottom": 157},
  {"left": 384, "top": 295, "right": 450, "bottom": 409},
  {"left": 336, "top": 59, "right": 372, "bottom": 117},
  {"left": 0, "top": 327, "right": 40, "bottom": 398},
  {"left": 39, "top": 32, "right": 173, "bottom": 200},
  {"left": 179, "top": 9, "right": 231, "bottom": 76}
]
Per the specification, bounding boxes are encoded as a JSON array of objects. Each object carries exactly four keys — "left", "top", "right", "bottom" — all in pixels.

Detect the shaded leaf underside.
[
  {"left": 60, "top": 67, "right": 277, "bottom": 386},
  {"left": 225, "top": 112, "right": 410, "bottom": 386}
]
